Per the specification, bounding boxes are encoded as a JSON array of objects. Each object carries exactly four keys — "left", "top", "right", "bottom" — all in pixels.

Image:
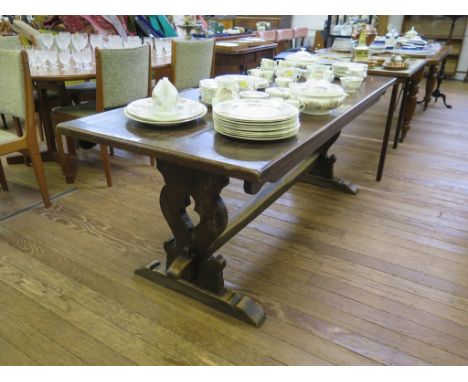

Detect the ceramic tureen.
[{"left": 289, "top": 80, "right": 347, "bottom": 116}]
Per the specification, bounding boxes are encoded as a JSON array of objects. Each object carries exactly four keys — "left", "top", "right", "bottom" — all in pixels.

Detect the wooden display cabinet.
[{"left": 402, "top": 15, "right": 467, "bottom": 79}]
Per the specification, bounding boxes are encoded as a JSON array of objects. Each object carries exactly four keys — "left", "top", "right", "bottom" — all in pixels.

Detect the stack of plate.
[
  {"left": 124, "top": 97, "right": 207, "bottom": 126},
  {"left": 213, "top": 99, "right": 300, "bottom": 141}
]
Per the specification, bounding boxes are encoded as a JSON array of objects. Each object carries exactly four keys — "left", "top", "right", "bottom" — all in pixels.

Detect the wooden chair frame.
[
  {"left": 0, "top": 50, "right": 50, "bottom": 207},
  {"left": 53, "top": 45, "right": 154, "bottom": 187}
]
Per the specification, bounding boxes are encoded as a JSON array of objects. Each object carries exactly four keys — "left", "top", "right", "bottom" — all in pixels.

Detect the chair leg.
[
  {"left": 99, "top": 144, "right": 113, "bottom": 187},
  {"left": 28, "top": 148, "right": 51, "bottom": 208},
  {"left": 0, "top": 158, "right": 8, "bottom": 191},
  {"left": 13, "top": 118, "right": 31, "bottom": 166},
  {"left": 55, "top": 130, "right": 67, "bottom": 174},
  {"left": 149, "top": 155, "right": 155, "bottom": 167},
  {"left": 1, "top": 113, "right": 7, "bottom": 130}
]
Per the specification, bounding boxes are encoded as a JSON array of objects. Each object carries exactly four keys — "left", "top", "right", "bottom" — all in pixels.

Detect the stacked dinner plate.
[
  {"left": 124, "top": 97, "right": 207, "bottom": 126},
  {"left": 213, "top": 99, "right": 300, "bottom": 141}
]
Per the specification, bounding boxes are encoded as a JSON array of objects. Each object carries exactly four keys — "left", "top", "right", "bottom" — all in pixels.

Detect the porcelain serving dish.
[{"left": 289, "top": 80, "right": 347, "bottom": 116}]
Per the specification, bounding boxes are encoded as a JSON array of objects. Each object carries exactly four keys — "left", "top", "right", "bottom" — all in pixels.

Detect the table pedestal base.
[
  {"left": 432, "top": 88, "right": 452, "bottom": 109},
  {"left": 300, "top": 133, "right": 358, "bottom": 195},
  {"left": 136, "top": 260, "right": 266, "bottom": 327},
  {"left": 300, "top": 154, "right": 358, "bottom": 195}
]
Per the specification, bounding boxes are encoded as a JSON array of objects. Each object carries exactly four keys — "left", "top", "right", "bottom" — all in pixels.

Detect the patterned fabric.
[
  {"left": 60, "top": 16, "right": 132, "bottom": 36},
  {"left": 0, "top": 35, "right": 21, "bottom": 50},
  {"left": 173, "top": 39, "right": 214, "bottom": 90},
  {"left": 0, "top": 129, "right": 19, "bottom": 146},
  {"left": 0, "top": 49, "right": 27, "bottom": 119},
  {"left": 100, "top": 46, "right": 150, "bottom": 109}
]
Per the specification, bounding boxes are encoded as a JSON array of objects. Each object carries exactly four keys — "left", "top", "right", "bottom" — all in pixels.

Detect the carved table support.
[
  {"left": 135, "top": 159, "right": 266, "bottom": 327},
  {"left": 400, "top": 67, "right": 424, "bottom": 143},
  {"left": 418, "top": 64, "right": 438, "bottom": 111},
  {"left": 300, "top": 132, "right": 359, "bottom": 195},
  {"left": 432, "top": 56, "right": 452, "bottom": 109}
]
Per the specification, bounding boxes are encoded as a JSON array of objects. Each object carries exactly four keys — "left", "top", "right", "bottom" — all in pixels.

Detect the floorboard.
[{"left": 0, "top": 80, "right": 467, "bottom": 365}]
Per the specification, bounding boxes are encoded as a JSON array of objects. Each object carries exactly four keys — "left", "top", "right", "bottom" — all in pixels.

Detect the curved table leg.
[
  {"left": 418, "top": 64, "right": 437, "bottom": 111},
  {"left": 400, "top": 67, "right": 424, "bottom": 143},
  {"left": 135, "top": 160, "right": 266, "bottom": 327}
]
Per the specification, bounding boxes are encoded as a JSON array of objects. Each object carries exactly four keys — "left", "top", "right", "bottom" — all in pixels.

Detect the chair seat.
[
  {"left": 0, "top": 129, "right": 19, "bottom": 145},
  {"left": 52, "top": 101, "right": 97, "bottom": 119}
]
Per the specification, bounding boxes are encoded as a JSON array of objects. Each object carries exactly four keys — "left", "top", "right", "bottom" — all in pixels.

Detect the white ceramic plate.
[
  {"left": 125, "top": 97, "right": 207, "bottom": 123},
  {"left": 213, "top": 117, "right": 299, "bottom": 132},
  {"left": 124, "top": 107, "right": 206, "bottom": 126},
  {"left": 216, "top": 42, "right": 240, "bottom": 47},
  {"left": 214, "top": 123, "right": 299, "bottom": 141},
  {"left": 213, "top": 99, "right": 298, "bottom": 123}
]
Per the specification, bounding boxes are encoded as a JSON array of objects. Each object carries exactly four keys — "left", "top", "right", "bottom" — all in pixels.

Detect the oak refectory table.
[{"left": 56, "top": 75, "right": 396, "bottom": 327}]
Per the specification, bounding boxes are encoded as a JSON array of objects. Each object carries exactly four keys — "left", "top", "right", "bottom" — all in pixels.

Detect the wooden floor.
[{"left": 1, "top": 80, "right": 468, "bottom": 365}]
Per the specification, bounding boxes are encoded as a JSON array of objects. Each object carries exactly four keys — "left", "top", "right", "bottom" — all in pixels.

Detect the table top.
[
  {"left": 367, "top": 59, "right": 426, "bottom": 79},
  {"left": 30, "top": 53, "right": 172, "bottom": 82},
  {"left": 215, "top": 43, "right": 278, "bottom": 55},
  {"left": 57, "top": 75, "right": 396, "bottom": 183}
]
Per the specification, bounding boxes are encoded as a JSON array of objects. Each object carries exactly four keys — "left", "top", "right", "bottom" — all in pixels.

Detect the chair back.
[
  {"left": 0, "top": 49, "right": 34, "bottom": 132},
  {"left": 95, "top": 45, "right": 152, "bottom": 111},
  {"left": 275, "top": 29, "right": 294, "bottom": 42},
  {"left": 256, "top": 30, "right": 276, "bottom": 41},
  {"left": 171, "top": 39, "right": 215, "bottom": 90},
  {"left": 0, "top": 35, "right": 21, "bottom": 50},
  {"left": 293, "top": 27, "right": 308, "bottom": 48}
]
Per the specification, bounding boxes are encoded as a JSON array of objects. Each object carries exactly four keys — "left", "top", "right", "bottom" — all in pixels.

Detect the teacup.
[
  {"left": 340, "top": 76, "right": 363, "bottom": 93},
  {"left": 276, "top": 67, "right": 301, "bottom": 80},
  {"left": 277, "top": 60, "right": 295, "bottom": 68},
  {"left": 237, "top": 77, "right": 255, "bottom": 90},
  {"left": 247, "top": 68, "right": 263, "bottom": 77},
  {"left": 212, "top": 77, "right": 239, "bottom": 104},
  {"left": 306, "top": 64, "right": 334, "bottom": 82},
  {"left": 275, "top": 76, "right": 294, "bottom": 88},
  {"left": 347, "top": 64, "right": 368, "bottom": 78},
  {"left": 260, "top": 58, "right": 277, "bottom": 70},
  {"left": 261, "top": 69, "right": 275, "bottom": 83},
  {"left": 265, "top": 87, "right": 290, "bottom": 99}
]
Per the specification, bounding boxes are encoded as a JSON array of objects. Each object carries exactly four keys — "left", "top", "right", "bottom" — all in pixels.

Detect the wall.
[
  {"left": 291, "top": 15, "right": 328, "bottom": 46},
  {"left": 388, "top": 15, "right": 405, "bottom": 33},
  {"left": 455, "top": 23, "right": 468, "bottom": 80}
]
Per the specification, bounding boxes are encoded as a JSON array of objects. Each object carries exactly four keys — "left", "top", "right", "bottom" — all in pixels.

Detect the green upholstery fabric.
[
  {"left": 0, "top": 49, "right": 27, "bottom": 119},
  {"left": 99, "top": 46, "right": 150, "bottom": 109},
  {"left": 52, "top": 101, "right": 96, "bottom": 117},
  {"left": 0, "top": 35, "right": 21, "bottom": 50},
  {"left": 173, "top": 39, "right": 215, "bottom": 90},
  {"left": 0, "top": 129, "right": 19, "bottom": 145}
]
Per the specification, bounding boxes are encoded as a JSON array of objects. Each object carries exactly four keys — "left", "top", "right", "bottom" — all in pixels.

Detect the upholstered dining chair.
[
  {"left": 293, "top": 27, "right": 309, "bottom": 48},
  {"left": 0, "top": 36, "right": 21, "bottom": 130},
  {"left": 170, "top": 38, "right": 215, "bottom": 90},
  {"left": 275, "top": 29, "right": 294, "bottom": 53},
  {"left": 52, "top": 45, "right": 153, "bottom": 187},
  {"left": 0, "top": 49, "right": 50, "bottom": 207},
  {"left": 256, "top": 30, "right": 276, "bottom": 41}
]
